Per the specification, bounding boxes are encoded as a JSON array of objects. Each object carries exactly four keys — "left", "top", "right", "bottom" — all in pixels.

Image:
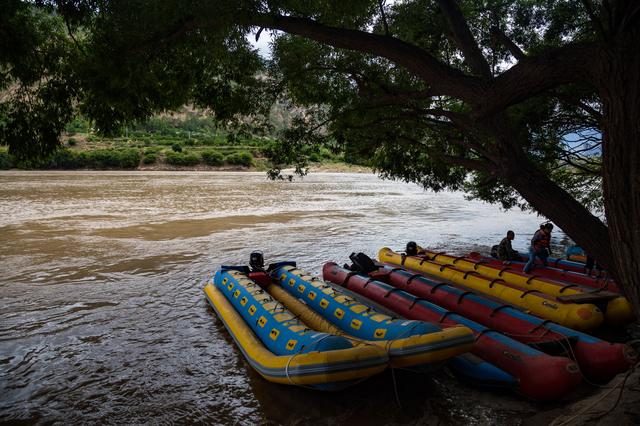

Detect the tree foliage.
[{"left": 2, "top": 0, "right": 640, "bottom": 309}]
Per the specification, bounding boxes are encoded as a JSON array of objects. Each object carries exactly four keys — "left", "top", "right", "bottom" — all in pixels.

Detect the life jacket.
[{"left": 532, "top": 229, "right": 550, "bottom": 251}]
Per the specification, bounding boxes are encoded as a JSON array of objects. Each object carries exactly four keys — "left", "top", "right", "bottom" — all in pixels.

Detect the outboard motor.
[
  {"left": 406, "top": 241, "right": 418, "bottom": 256},
  {"left": 348, "top": 252, "right": 379, "bottom": 274},
  {"left": 249, "top": 251, "right": 265, "bottom": 272}
]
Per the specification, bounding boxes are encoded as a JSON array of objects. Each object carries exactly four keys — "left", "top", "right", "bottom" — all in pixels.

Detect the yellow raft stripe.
[
  {"left": 378, "top": 248, "right": 603, "bottom": 331},
  {"left": 267, "top": 284, "right": 474, "bottom": 369},
  {"left": 423, "top": 249, "right": 635, "bottom": 326},
  {"left": 204, "top": 283, "right": 388, "bottom": 387}
]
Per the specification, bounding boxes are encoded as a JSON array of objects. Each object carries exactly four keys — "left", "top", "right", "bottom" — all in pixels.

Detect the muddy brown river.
[{"left": 0, "top": 171, "right": 566, "bottom": 425}]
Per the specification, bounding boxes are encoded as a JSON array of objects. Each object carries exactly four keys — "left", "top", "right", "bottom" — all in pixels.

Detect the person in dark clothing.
[
  {"left": 523, "top": 223, "right": 553, "bottom": 273},
  {"left": 585, "top": 255, "right": 604, "bottom": 277},
  {"left": 497, "top": 230, "right": 519, "bottom": 261}
]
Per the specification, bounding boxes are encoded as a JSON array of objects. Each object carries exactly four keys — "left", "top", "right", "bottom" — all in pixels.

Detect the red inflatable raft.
[
  {"left": 323, "top": 262, "right": 636, "bottom": 383},
  {"left": 323, "top": 262, "right": 582, "bottom": 400}
]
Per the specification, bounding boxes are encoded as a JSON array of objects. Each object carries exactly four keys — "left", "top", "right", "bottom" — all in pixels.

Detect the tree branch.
[
  {"left": 437, "top": 0, "right": 491, "bottom": 77},
  {"left": 377, "top": 0, "right": 390, "bottom": 36},
  {"left": 490, "top": 26, "right": 525, "bottom": 61},
  {"left": 478, "top": 41, "right": 599, "bottom": 116},
  {"left": 247, "top": 14, "right": 480, "bottom": 101}
]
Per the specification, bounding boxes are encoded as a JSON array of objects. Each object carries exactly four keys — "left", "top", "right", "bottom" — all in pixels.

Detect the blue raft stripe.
[
  {"left": 274, "top": 266, "right": 441, "bottom": 341},
  {"left": 214, "top": 270, "right": 352, "bottom": 355}
]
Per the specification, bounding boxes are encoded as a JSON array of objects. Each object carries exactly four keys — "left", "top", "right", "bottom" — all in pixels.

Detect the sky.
[{"left": 249, "top": 29, "right": 275, "bottom": 58}]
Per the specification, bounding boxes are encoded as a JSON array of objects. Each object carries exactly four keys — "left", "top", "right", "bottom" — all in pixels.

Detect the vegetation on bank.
[{"left": 0, "top": 114, "right": 349, "bottom": 171}]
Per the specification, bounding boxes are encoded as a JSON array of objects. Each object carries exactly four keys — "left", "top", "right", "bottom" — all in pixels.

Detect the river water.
[{"left": 0, "top": 171, "right": 562, "bottom": 425}]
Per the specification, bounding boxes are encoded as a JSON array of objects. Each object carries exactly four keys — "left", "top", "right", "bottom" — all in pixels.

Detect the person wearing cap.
[
  {"left": 497, "top": 230, "right": 519, "bottom": 261},
  {"left": 523, "top": 223, "right": 554, "bottom": 273}
]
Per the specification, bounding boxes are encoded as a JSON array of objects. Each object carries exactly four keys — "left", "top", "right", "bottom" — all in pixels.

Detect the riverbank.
[{"left": 524, "top": 367, "right": 640, "bottom": 425}]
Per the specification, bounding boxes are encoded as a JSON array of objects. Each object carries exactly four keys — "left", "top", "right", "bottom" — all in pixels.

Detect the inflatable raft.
[
  {"left": 469, "top": 252, "right": 621, "bottom": 293},
  {"left": 419, "top": 249, "right": 634, "bottom": 326},
  {"left": 205, "top": 268, "right": 389, "bottom": 390},
  {"left": 379, "top": 247, "right": 603, "bottom": 331},
  {"left": 267, "top": 277, "right": 513, "bottom": 388},
  {"left": 271, "top": 264, "right": 475, "bottom": 369},
  {"left": 316, "top": 276, "right": 517, "bottom": 389},
  {"left": 326, "top": 261, "right": 636, "bottom": 382},
  {"left": 512, "top": 253, "right": 595, "bottom": 275},
  {"left": 323, "top": 263, "right": 582, "bottom": 400}
]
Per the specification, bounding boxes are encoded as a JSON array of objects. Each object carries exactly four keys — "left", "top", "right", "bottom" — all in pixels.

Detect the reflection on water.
[{"left": 1, "top": 171, "right": 553, "bottom": 424}]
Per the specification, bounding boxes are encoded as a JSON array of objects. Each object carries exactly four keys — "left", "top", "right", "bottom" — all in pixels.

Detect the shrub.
[
  {"left": 142, "top": 152, "right": 157, "bottom": 164},
  {"left": 225, "top": 151, "right": 253, "bottom": 167},
  {"left": 83, "top": 149, "right": 141, "bottom": 169},
  {"left": 319, "top": 147, "right": 334, "bottom": 160},
  {"left": 165, "top": 151, "right": 201, "bottom": 166},
  {"left": 171, "top": 143, "right": 183, "bottom": 152},
  {"left": 0, "top": 150, "right": 13, "bottom": 169},
  {"left": 201, "top": 150, "right": 224, "bottom": 166},
  {"left": 65, "top": 117, "right": 91, "bottom": 134},
  {"left": 67, "top": 138, "right": 77, "bottom": 146},
  {"left": 48, "top": 149, "right": 86, "bottom": 169}
]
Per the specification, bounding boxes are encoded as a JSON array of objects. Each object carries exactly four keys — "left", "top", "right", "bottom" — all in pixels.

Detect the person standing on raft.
[
  {"left": 497, "top": 230, "right": 520, "bottom": 261},
  {"left": 523, "top": 223, "right": 553, "bottom": 273}
]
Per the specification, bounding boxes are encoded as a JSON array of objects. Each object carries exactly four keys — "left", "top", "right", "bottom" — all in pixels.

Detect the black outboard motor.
[
  {"left": 406, "top": 241, "right": 418, "bottom": 256},
  {"left": 249, "top": 251, "right": 265, "bottom": 272},
  {"left": 348, "top": 252, "right": 379, "bottom": 274}
]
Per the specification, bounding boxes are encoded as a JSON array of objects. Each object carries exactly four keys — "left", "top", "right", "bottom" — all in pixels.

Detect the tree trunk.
[
  {"left": 506, "top": 153, "right": 614, "bottom": 276},
  {"left": 598, "top": 29, "right": 640, "bottom": 316},
  {"left": 477, "top": 115, "right": 616, "bottom": 280}
]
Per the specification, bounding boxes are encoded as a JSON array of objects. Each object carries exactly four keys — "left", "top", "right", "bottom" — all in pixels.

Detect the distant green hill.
[{"left": 1, "top": 110, "right": 346, "bottom": 171}]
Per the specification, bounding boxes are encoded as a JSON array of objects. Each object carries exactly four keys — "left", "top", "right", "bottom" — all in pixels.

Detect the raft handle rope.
[
  {"left": 452, "top": 256, "right": 466, "bottom": 264},
  {"left": 519, "top": 289, "right": 542, "bottom": 298},
  {"left": 383, "top": 288, "right": 403, "bottom": 298},
  {"left": 472, "top": 260, "right": 488, "bottom": 270},
  {"left": 474, "top": 328, "right": 498, "bottom": 342},
  {"left": 497, "top": 266, "right": 511, "bottom": 276},
  {"left": 488, "top": 278, "right": 505, "bottom": 289},
  {"left": 558, "top": 283, "right": 579, "bottom": 293},
  {"left": 456, "top": 291, "right": 473, "bottom": 305},
  {"left": 408, "top": 298, "right": 430, "bottom": 311},
  {"left": 429, "top": 251, "right": 447, "bottom": 261},
  {"left": 429, "top": 282, "right": 448, "bottom": 294},
  {"left": 488, "top": 304, "right": 511, "bottom": 318},
  {"left": 527, "top": 319, "right": 554, "bottom": 335},
  {"left": 406, "top": 274, "right": 423, "bottom": 286},
  {"left": 341, "top": 271, "right": 359, "bottom": 287},
  {"left": 437, "top": 310, "right": 456, "bottom": 324},
  {"left": 462, "top": 270, "right": 476, "bottom": 280},
  {"left": 525, "top": 275, "right": 539, "bottom": 285}
]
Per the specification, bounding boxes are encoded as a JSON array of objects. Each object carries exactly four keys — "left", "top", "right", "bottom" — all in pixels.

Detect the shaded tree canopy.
[{"left": 1, "top": 0, "right": 639, "bottom": 313}]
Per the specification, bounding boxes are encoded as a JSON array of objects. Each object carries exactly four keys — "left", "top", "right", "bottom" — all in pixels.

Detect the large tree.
[{"left": 2, "top": 0, "right": 639, "bottom": 314}]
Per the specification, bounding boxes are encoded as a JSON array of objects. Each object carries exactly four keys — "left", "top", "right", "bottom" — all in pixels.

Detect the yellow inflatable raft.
[
  {"left": 421, "top": 249, "right": 634, "bottom": 326},
  {"left": 378, "top": 247, "right": 603, "bottom": 331},
  {"left": 204, "top": 276, "right": 388, "bottom": 390}
]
